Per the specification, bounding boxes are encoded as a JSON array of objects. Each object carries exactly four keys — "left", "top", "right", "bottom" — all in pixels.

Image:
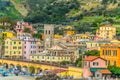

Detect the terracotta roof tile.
[
  {"left": 97, "top": 70, "right": 111, "bottom": 74},
  {"left": 84, "top": 56, "right": 98, "bottom": 61},
  {"left": 84, "top": 56, "right": 106, "bottom": 61}
]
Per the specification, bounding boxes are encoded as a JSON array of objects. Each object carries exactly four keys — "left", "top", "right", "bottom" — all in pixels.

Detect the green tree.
[
  {"left": 108, "top": 65, "right": 120, "bottom": 77},
  {"left": 116, "top": 27, "right": 120, "bottom": 36},
  {"left": 75, "top": 55, "right": 83, "bottom": 67},
  {"left": 32, "top": 33, "right": 42, "bottom": 39},
  {"left": 0, "top": 17, "right": 16, "bottom": 30},
  {"left": 24, "top": 28, "right": 31, "bottom": 33},
  {"left": 85, "top": 50, "right": 100, "bottom": 56}
]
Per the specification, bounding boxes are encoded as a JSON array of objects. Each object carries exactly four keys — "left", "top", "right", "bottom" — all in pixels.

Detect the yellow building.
[
  {"left": 30, "top": 44, "right": 78, "bottom": 62},
  {"left": 68, "top": 67, "right": 83, "bottom": 78},
  {"left": 66, "top": 30, "right": 75, "bottom": 35},
  {"left": 30, "top": 54, "right": 71, "bottom": 62},
  {"left": 100, "top": 43, "right": 120, "bottom": 67},
  {"left": 66, "top": 26, "right": 73, "bottom": 30},
  {"left": 4, "top": 38, "right": 23, "bottom": 59},
  {"left": 96, "top": 25, "right": 116, "bottom": 40},
  {"left": 111, "top": 40, "right": 120, "bottom": 43},
  {"left": 73, "top": 33, "right": 93, "bottom": 42},
  {"left": 30, "top": 45, "right": 71, "bottom": 62},
  {"left": 86, "top": 41, "right": 100, "bottom": 50},
  {"left": 2, "top": 31, "right": 16, "bottom": 39},
  {"left": 54, "top": 34, "right": 63, "bottom": 39}
]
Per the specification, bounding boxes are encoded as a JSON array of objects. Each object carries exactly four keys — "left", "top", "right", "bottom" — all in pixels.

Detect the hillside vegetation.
[{"left": 1, "top": 0, "right": 120, "bottom": 34}]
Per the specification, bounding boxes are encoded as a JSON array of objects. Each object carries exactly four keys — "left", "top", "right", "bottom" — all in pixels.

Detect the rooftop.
[
  {"left": 84, "top": 56, "right": 98, "bottom": 61},
  {"left": 97, "top": 70, "right": 111, "bottom": 74},
  {"left": 84, "top": 56, "right": 106, "bottom": 61}
]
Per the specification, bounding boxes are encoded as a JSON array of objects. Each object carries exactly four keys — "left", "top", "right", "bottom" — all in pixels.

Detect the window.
[
  {"left": 102, "top": 50, "right": 104, "bottom": 55},
  {"left": 24, "top": 57, "right": 26, "bottom": 59},
  {"left": 24, "top": 41, "right": 26, "bottom": 44},
  {"left": 10, "top": 42, "right": 12, "bottom": 45},
  {"left": 37, "top": 56, "right": 39, "bottom": 58},
  {"left": 14, "top": 52, "right": 16, "bottom": 54},
  {"left": 5, "top": 46, "right": 8, "bottom": 49},
  {"left": 18, "top": 47, "right": 21, "bottom": 49},
  {"left": 24, "top": 46, "right": 26, "bottom": 48},
  {"left": 84, "top": 62, "right": 87, "bottom": 66},
  {"left": 14, "top": 42, "right": 16, "bottom": 44},
  {"left": 6, "top": 41, "right": 8, "bottom": 44},
  {"left": 47, "top": 57, "right": 49, "bottom": 59},
  {"left": 18, "top": 51, "right": 21, "bottom": 54},
  {"left": 114, "top": 61, "right": 116, "bottom": 66},
  {"left": 97, "top": 74, "right": 100, "bottom": 77},
  {"left": 93, "top": 62, "right": 99, "bottom": 66},
  {"left": 113, "top": 50, "right": 117, "bottom": 56},
  {"left": 13, "top": 46, "right": 17, "bottom": 49},
  {"left": 31, "top": 46, "right": 32, "bottom": 48},
  {"left": 24, "top": 51, "right": 26, "bottom": 54},
  {"left": 31, "top": 51, "right": 32, "bottom": 53},
  {"left": 19, "top": 42, "right": 21, "bottom": 44},
  {"left": 42, "top": 56, "right": 44, "bottom": 59}
]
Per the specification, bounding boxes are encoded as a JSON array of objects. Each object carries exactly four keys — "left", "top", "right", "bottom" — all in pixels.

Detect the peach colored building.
[
  {"left": 83, "top": 56, "right": 107, "bottom": 78},
  {"left": 15, "top": 21, "right": 36, "bottom": 35}
]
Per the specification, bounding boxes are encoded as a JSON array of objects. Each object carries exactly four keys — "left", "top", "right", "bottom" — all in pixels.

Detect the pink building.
[
  {"left": 17, "top": 33, "right": 43, "bottom": 61},
  {"left": 83, "top": 56, "right": 107, "bottom": 78},
  {"left": 15, "top": 21, "right": 36, "bottom": 34}
]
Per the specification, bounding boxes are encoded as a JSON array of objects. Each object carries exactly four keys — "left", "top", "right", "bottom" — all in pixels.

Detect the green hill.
[{"left": 1, "top": 0, "right": 120, "bottom": 34}]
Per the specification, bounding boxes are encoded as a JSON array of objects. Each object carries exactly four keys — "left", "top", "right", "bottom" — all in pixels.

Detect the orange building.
[{"left": 100, "top": 43, "right": 120, "bottom": 67}]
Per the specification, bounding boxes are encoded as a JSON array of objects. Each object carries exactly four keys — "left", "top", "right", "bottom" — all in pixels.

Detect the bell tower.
[{"left": 44, "top": 24, "right": 54, "bottom": 49}]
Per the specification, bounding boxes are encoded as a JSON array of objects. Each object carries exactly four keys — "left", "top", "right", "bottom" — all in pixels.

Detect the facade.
[
  {"left": 96, "top": 25, "right": 116, "bottom": 40},
  {"left": 30, "top": 45, "right": 71, "bottom": 62},
  {"left": 16, "top": 33, "right": 43, "bottom": 61},
  {"left": 44, "top": 24, "right": 54, "bottom": 49},
  {"left": 30, "top": 43, "right": 78, "bottom": 63},
  {"left": 23, "top": 39, "right": 38, "bottom": 60},
  {"left": 15, "top": 21, "right": 36, "bottom": 35},
  {"left": 86, "top": 41, "right": 109, "bottom": 51},
  {"left": 83, "top": 56, "right": 107, "bottom": 78},
  {"left": 72, "top": 33, "right": 94, "bottom": 42},
  {"left": 2, "top": 31, "right": 16, "bottom": 39},
  {"left": 100, "top": 43, "right": 120, "bottom": 67},
  {"left": 86, "top": 41, "right": 100, "bottom": 51},
  {"left": 95, "top": 69, "right": 111, "bottom": 80},
  {"left": 66, "top": 30, "right": 75, "bottom": 35},
  {"left": 54, "top": 34, "right": 63, "bottom": 39},
  {"left": 4, "top": 38, "right": 23, "bottom": 59}
]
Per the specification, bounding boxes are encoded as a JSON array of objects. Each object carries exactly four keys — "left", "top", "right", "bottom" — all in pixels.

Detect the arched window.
[{"left": 49, "top": 30, "right": 50, "bottom": 34}]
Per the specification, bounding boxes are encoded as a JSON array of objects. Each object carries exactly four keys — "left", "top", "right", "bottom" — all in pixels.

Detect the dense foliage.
[
  {"left": 25, "top": 0, "right": 80, "bottom": 24},
  {"left": 108, "top": 65, "right": 120, "bottom": 78},
  {"left": 0, "top": 0, "right": 22, "bottom": 19},
  {"left": 1, "top": 0, "right": 120, "bottom": 34},
  {"left": 0, "top": 17, "right": 16, "bottom": 30}
]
